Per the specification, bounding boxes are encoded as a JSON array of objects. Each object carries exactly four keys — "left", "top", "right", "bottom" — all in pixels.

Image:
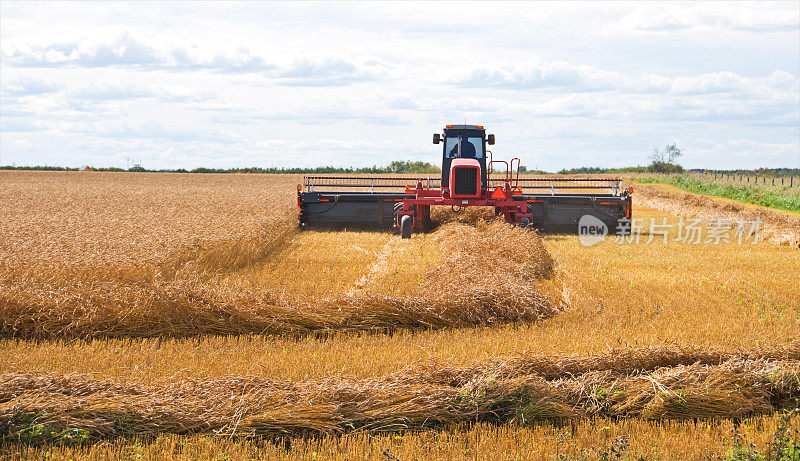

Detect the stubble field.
[{"left": 1, "top": 171, "right": 798, "bottom": 460}]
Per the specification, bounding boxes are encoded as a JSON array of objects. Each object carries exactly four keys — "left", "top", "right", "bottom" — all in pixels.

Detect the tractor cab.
[{"left": 433, "top": 125, "right": 495, "bottom": 197}]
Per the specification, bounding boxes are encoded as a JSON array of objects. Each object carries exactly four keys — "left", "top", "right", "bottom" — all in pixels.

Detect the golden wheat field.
[{"left": 1, "top": 170, "right": 799, "bottom": 460}]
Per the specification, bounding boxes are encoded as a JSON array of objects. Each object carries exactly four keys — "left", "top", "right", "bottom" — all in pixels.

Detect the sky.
[{"left": 1, "top": 1, "right": 799, "bottom": 171}]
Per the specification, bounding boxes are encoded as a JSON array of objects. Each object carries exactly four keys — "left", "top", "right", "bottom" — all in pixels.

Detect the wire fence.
[{"left": 691, "top": 172, "right": 800, "bottom": 189}]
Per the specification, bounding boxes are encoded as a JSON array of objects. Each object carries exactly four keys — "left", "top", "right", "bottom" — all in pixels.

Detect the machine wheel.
[
  {"left": 518, "top": 217, "right": 531, "bottom": 228},
  {"left": 400, "top": 215, "right": 412, "bottom": 239}
]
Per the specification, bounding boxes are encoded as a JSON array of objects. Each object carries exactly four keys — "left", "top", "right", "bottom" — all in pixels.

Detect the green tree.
[{"left": 648, "top": 143, "right": 684, "bottom": 173}]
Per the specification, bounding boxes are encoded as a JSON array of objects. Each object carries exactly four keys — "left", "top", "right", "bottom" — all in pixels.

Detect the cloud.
[
  {"left": 87, "top": 120, "right": 243, "bottom": 144},
  {"left": 0, "top": 117, "right": 43, "bottom": 132},
  {"left": 2, "top": 34, "right": 396, "bottom": 87},
  {"left": 4, "top": 34, "right": 159, "bottom": 67},
  {"left": 453, "top": 60, "right": 798, "bottom": 102},
  {"left": 602, "top": 3, "right": 800, "bottom": 35},
  {"left": 385, "top": 94, "right": 419, "bottom": 110},
  {"left": 67, "top": 81, "right": 211, "bottom": 103},
  {"left": 1, "top": 77, "right": 59, "bottom": 96},
  {"left": 456, "top": 60, "right": 625, "bottom": 91},
  {"left": 721, "top": 139, "right": 799, "bottom": 157},
  {"left": 266, "top": 56, "right": 399, "bottom": 86},
  {"left": 169, "top": 46, "right": 273, "bottom": 73},
  {"left": 2, "top": 33, "right": 274, "bottom": 73},
  {"left": 202, "top": 100, "right": 403, "bottom": 126},
  {"left": 666, "top": 71, "right": 799, "bottom": 97}
]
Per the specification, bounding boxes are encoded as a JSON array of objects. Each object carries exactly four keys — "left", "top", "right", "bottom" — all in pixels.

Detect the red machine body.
[
  {"left": 395, "top": 165, "right": 530, "bottom": 235},
  {"left": 448, "top": 159, "right": 482, "bottom": 199}
]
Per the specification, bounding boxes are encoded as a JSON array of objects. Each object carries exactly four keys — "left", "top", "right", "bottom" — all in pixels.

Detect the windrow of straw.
[
  {"left": 1, "top": 219, "right": 561, "bottom": 339},
  {"left": 2, "top": 347, "right": 798, "bottom": 440},
  {"left": 397, "top": 341, "right": 800, "bottom": 386}
]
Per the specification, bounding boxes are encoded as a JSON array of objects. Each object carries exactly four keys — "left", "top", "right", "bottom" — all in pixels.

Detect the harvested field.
[
  {"left": 1, "top": 171, "right": 799, "bottom": 457},
  {"left": 633, "top": 181, "right": 800, "bottom": 246}
]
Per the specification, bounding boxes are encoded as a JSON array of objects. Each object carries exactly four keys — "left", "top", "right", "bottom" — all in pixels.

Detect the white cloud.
[
  {"left": 0, "top": 117, "right": 43, "bottom": 132},
  {"left": 455, "top": 60, "right": 626, "bottom": 91},
  {"left": 1, "top": 77, "right": 59, "bottom": 96},
  {"left": 2, "top": 33, "right": 397, "bottom": 87},
  {"left": 453, "top": 61, "right": 798, "bottom": 101},
  {"left": 273, "top": 57, "right": 394, "bottom": 86},
  {"left": 67, "top": 81, "right": 211, "bottom": 103},
  {"left": 2, "top": 33, "right": 273, "bottom": 72},
  {"left": 602, "top": 3, "right": 800, "bottom": 35}
]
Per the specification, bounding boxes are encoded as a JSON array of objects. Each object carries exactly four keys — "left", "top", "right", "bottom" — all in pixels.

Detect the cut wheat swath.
[
  {"left": 2, "top": 344, "right": 798, "bottom": 441},
  {"left": 1, "top": 217, "right": 561, "bottom": 339}
]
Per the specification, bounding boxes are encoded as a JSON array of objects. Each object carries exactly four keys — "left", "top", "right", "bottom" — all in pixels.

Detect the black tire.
[
  {"left": 400, "top": 215, "right": 412, "bottom": 239},
  {"left": 518, "top": 217, "right": 530, "bottom": 228}
]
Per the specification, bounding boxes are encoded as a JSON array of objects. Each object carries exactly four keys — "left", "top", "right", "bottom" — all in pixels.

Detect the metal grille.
[{"left": 453, "top": 168, "right": 478, "bottom": 196}]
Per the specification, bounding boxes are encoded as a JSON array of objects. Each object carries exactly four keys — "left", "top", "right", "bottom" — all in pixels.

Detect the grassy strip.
[{"left": 636, "top": 175, "right": 800, "bottom": 213}]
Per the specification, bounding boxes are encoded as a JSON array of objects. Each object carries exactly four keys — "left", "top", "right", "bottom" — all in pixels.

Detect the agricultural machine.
[{"left": 297, "top": 125, "right": 632, "bottom": 238}]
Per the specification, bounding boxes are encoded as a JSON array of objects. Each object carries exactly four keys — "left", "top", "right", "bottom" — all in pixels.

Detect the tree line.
[{"left": 0, "top": 160, "right": 441, "bottom": 174}]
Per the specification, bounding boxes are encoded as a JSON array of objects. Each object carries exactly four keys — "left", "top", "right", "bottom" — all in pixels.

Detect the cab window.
[{"left": 444, "top": 133, "right": 484, "bottom": 159}]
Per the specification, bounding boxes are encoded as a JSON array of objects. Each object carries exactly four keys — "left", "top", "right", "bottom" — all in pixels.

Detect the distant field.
[
  {"left": 1, "top": 171, "right": 798, "bottom": 459},
  {"left": 635, "top": 173, "right": 800, "bottom": 213}
]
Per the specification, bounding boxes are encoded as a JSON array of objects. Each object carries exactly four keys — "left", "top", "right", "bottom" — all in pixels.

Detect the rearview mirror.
[
  {"left": 433, "top": 133, "right": 441, "bottom": 144},
  {"left": 487, "top": 134, "right": 495, "bottom": 145}
]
